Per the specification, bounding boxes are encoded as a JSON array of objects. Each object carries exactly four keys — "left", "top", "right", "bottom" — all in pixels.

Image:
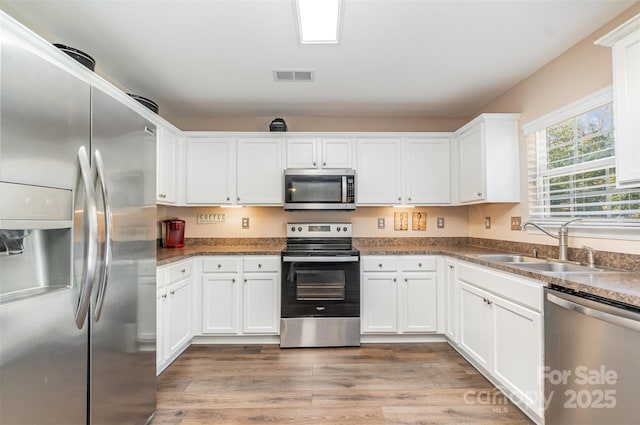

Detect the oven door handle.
[{"left": 282, "top": 256, "right": 359, "bottom": 263}]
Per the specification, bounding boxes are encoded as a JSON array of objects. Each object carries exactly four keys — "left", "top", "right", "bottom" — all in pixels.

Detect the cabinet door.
[
  {"left": 236, "top": 138, "right": 283, "bottom": 204},
  {"left": 186, "top": 138, "right": 235, "bottom": 204},
  {"left": 322, "top": 138, "right": 353, "bottom": 169},
  {"left": 404, "top": 139, "right": 451, "bottom": 204},
  {"left": 444, "top": 259, "right": 458, "bottom": 343},
  {"left": 458, "top": 281, "right": 492, "bottom": 370},
  {"left": 361, "top": 272, "right": 398, "bottom": 333},
  {"left": 202, "top": 273, "right": 240, "bottom": 334},
  {"left": 357, "top": 139, "right": 402, "bottom": 204},
  {"left": 166, "top": 278, "right": 192, "bottom": 356},
  {"left": 243, "top": 272, "right": 279, "bottom": 334},
  {"left": 612, "top": 29, "right": 640, "bottom": 187},
  {"left": 458, "top": 124, "right": 486, "bottom": 203},
  {"left": 156, "top": 289, "right": 166, "bottom": 375},
  {"left": 493, "top": 296, "right": 543, "bottom": 417},
  {"left": 156, "top": 126, "right": 176, "bottom": 204},
  {"left": 286, "top": 138, "right": 318, "bottom": 168},
  {"left": 398, "top": 272, "right": 437, "bottom": 333}
]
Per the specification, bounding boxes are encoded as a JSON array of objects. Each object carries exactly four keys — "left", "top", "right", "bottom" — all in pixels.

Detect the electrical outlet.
[
  {"left": 511, "top": 216, "right": 522, "bottom": 231},
  {"left": 485, "top": 217, "right": 491, "bottom": 229},
  {"left": 437, "top": 217, "right": 445, "bottom": 228},
  {"left": 242, "top": 217, "right": 250, "bottom": 229},
  {"left": 377, "top": 217, "right": 385, "bottom": 229}
]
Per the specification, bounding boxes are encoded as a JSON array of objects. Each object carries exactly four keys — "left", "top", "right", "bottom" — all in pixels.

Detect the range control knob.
[
  {"left": 343, "top": 227, "right": 348, "bottom": 232},
  {"left": 298, "top": 226, "right": 303, "bottom": 232},
  {"left": 291, "top": 226, "right": 296, "bottom": 232},
  {"left": 336, "top": 227, "right": 341, "bottom": 232}
]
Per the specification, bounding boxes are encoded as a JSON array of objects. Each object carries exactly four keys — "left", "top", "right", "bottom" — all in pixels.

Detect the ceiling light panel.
[{"left": 296, "top": 0, "right": 341, "bottom": 44}]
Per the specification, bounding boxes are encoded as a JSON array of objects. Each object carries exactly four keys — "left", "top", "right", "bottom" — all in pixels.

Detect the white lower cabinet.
[
  {"left": 201, "top": 255, "right": 280, "bottom": 336},
  {"left": 444, "top": 258, "right": 458, "bottom": 343},
  {"left": 456, "top": 261, "right": 544, "bottom": 419},
  {"left": 156, "top": 259, "right": 193, "bottom": 375},
  {"left": 361, "top": 256, "right": 438, "bottom": 334}
]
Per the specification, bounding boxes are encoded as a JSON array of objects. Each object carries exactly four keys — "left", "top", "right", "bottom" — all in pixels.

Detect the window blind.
[{"left": 528, "top": 103, "right": 640, "bottom": 220}]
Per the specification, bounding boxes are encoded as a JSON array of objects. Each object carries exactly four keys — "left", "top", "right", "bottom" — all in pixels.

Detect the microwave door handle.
[{"left": 342, "top": 175, "right": 347, "bottom": 203}]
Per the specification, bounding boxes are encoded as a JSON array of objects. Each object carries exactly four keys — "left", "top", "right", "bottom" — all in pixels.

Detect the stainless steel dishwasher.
[{"left": 544, "top": 286, "right": 640, "bottom": 425}]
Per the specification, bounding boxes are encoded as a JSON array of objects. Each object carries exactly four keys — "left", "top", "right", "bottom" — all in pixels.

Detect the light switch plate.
[
  {"left": 485, "top": 217, "right": 491, "bottom": 229},
  {"left": 437, "top": 217, "right": 445, "bottom": 228},
  {"left": 377, "top": 218, "right": 385, "bottom": 229},
  {"left": 511, "top": 216, "right": 522, "bottom": 231},
  {"left": 242, "top": 217, "right": 250, "bottom": 229}
]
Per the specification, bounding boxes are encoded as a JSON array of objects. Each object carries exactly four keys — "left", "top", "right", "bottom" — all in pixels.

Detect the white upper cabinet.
[
  {"left": 286, "top": 137, "right": 353, "bottom": 169},
  {"left": 236, "top": 138, "right": 284, "bottom": 205},
  {"left": 185, "top": 137, "right": 235, "bottom": 204},
  {"left": 156, "top": 125, "right": 177, "bottom": 204},
  {"left": 455, "top": 113, "right": 520, "bottom": 204},
  {"left": 357, "top": 137, "right": 452, "bottom": 205},
  {"left": 404, "top": 138, "right": 451, "bottom": 204},
  {"left": 357, "top": 138, "right": 403, "bottom": 205},
  {"left": 596, "top": 15, "right": 640, "bottom": 188}
]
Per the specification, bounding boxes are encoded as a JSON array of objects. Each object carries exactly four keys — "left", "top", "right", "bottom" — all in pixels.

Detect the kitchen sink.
[
  {"left": 509, "top": 261, "right": 606, "bottom": 273},
  {"left": 473, "top": 254, "right": 540, "bottom": 263}
]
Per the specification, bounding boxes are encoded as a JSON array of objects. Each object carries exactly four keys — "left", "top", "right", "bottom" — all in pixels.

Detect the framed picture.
[
  {"left": 394, "top": 212, "right": 408, "bottom": 231},
  {"left": 412, "top": 211, "right": 427, "bottom": 231}
]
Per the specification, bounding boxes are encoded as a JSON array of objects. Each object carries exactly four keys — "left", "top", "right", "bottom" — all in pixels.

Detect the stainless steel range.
[{"left": 280, "top": 222, "right": 360, "bottom": 348}]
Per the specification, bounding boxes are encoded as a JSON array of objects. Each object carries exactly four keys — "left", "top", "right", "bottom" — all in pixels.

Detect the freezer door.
[
  {"left": 0, "top": 26, "right": 90, "bottom": 425},
  {"left": 90, "top": 88, "right": 156, "bottom": 424}
]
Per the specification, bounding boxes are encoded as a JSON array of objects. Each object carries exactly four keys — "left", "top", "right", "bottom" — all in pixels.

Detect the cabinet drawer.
[
  {"left": 168, "top": 261, "right": 193, "bottom": 283},
  {"left": 203, "top": 256, "right": 241, "bottom": 273},
  {"left": 362, "top": 256, "right": 398, "bottom": 272},
  {"left": 243, "top": 256, "right": 279, "bottom": 272},
  {"left": 399, "top": 256, "right": 436, "bottom": 271},
  {"left": 457, "top": 262, "right": 544, "bottom": 311}
]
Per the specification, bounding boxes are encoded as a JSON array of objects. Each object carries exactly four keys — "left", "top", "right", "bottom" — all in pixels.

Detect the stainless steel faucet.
[
  {"left": 522, "top": 218, "right": 581, "bottom": 261},
  {"left": 581, "top": 245, "right": 597, "bottom": 267}
]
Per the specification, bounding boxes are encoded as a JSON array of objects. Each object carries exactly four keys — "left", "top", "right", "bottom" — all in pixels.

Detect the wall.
[
  {"left": 159, "top": 205, "right": 470, "bottom": 239},
  {"left": 467, "top": 4, "right": 640, "bottom": 255}
]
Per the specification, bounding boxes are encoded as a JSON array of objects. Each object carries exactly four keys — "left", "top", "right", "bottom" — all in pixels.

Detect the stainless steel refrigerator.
[{"left": 0, "top": 21, "right": 157, "bottom": 425}]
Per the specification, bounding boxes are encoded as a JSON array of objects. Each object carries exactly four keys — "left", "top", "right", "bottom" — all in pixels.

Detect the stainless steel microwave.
[{"left": 284, "top": 169, "right": 356, "bottom": 210}]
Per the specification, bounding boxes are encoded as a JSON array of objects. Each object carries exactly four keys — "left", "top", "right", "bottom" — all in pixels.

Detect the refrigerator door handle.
[
  {"left": 75, "top": 146, "right": 99, "bottom": 329},
  {"left": 93, "top": 149, "right": 112, "bottom": 322}
]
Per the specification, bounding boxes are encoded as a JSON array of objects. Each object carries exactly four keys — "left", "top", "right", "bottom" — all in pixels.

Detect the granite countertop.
[
  {"left": 158, "top": 242, "right": 640, "bottom": 309},
  {"left": 157, "top": 244, "right": 285, "bottom": 266}
]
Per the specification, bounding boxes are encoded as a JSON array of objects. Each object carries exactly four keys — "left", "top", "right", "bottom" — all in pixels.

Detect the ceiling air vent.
[{"left": 273, "top": 70, "right": 314, "bottom": 82}]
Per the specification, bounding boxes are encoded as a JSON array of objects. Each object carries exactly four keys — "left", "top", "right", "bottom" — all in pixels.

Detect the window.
[{"left": 525, "top": 89, "right": 640, "bottom": 223}]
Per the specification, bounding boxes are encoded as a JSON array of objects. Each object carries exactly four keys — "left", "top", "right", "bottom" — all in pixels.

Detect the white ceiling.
[{"left": 0, "top": 0, "right": 636, "bottom": 119}]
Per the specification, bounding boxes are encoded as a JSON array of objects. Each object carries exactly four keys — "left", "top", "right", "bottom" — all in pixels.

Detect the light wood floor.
[{"left": 152, "top": 343, "right": 534, "bottom": 425}]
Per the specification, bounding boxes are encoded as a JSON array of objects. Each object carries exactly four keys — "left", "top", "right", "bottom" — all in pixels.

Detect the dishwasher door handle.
[{"left": 547, "top": 291, "right": 640, "bottom": 332}]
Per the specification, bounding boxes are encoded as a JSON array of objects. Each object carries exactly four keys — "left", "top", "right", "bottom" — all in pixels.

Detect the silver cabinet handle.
[
  {"left": 226, "top": 197, "right": 230, "bottom": 201},
  {"left": 398, "top": 197, "right": 401, "bottom": 201},
  {"left": 393, "top": 278, "right": 397, "bottom": 282},
  {"left": 313, "top": 162, "right": 317, "bottom": 166},
  {"left": 217, "top": 264, "right": 222, "bottom": 268},
  {"left": 144, "top": 126, "right": 155, "bottom": 135},
  {"left": 170, "top": 290, "right": 175, "bottom": 295},
  {"left": 404, "top": 278, "right": 408, "bottom": 282},
  {"left": 258, "top": 264, "right": 262, "bottom": 268},
  {"left": 477, "top": 192, "right": 483, "bottom": 197},
  {"left": 162, "top": 294, "right": 167, "bottom": 299},
  {"left": 93, "top": 150, "right": 112, "bottom": 323},
  {"left": 323, "top": 162, "right": 326, "bottom": 166},
  {"left": 408, "top": 197, "right": 412, "bottom": 201},
  {"left": 232, "top": 278, "right": 236, "bottom": 283},
  {"left": 244, "top": 279, "right": 247, "bottom": 282},
  {"left": 75, "top": 146, "right": 98, "bottom": 329},
  {"left": 181, "top": 268, "right": 186, "bottom": 273},
  {"left": 449, "top": 265, "right": 455, "bottom": 270},
  {"left": 418, "top": 263, "right": 422, "bottom": 267},
  {"left": 378, "top": 263, "right": 383, "bottom": 267}
]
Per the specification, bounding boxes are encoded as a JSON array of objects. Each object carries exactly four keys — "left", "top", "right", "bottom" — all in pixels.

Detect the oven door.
[{"left": 281, "top": 256, "right": 360, "bottom": 318}]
